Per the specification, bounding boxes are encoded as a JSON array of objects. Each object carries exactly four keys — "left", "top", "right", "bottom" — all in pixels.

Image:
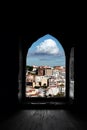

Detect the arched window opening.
[
  {"left": 25, "top": 34, "right": 66, "bottom": 99},
  {"left": 69, "top": 47, "right": 74, "bottom": 100}
]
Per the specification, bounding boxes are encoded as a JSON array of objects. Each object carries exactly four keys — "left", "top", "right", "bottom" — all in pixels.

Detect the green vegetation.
[
  {"left": 34, "top": 85, "right": 48, "bottom": 89},
  {"left": 34, "top": 86, "right": 40, "bottom": 89},
  {"left": 60, "top": 83, "right": 64, "bottom": 87},
  {"left": 42, "top": 85, "right": 48, "bottom": 88},
  {"left": 42, "top": 83, "right": 48, "bottom": 88},
  {"left": 54, "top": 92, "right": 65, "bottom": 97},
  {"left": 26, "top": 65, "right": 33, "bottom": 71}
]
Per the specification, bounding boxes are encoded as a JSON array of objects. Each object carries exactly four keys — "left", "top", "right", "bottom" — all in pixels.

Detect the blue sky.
[{"left": 26, "top": 34, "right": 65, "bottom": 67}]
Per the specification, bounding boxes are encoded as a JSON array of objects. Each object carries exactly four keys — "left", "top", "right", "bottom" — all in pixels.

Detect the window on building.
[{"left": 25, "top": 34, "right": 66, "bottom": 99}]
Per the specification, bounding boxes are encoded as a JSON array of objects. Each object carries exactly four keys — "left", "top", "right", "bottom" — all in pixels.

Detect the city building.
[{"left": 45, "top": 68, "right": 53, "bottom": 76}]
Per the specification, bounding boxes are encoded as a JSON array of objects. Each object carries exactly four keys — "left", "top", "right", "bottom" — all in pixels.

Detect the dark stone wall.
[{"left": 0, "top": 31, "right": 87, "bottom": 114}]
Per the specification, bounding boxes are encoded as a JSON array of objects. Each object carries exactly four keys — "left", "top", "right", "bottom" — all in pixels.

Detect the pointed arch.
[{"left": 25, "top": 34, "right": 66, "bottom": 98}]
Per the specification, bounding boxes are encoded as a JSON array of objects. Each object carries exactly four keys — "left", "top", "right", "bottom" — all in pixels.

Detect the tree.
[
  {"left": 43, "top": 83, "right": 47, "bottom": 88},
  {"left": 26, "top": 66, "right": 33, "bottom": 71}
]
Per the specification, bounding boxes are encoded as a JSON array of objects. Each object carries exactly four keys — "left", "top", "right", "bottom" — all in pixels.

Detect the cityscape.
[
  {"left": 26, "top": 65, "right": 66, "bottom": 98},
  {"left": 26, "top": 34, "right": 66, "bottom": 98}
]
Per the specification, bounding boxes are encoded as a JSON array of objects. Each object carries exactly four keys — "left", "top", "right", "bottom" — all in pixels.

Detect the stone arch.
[
  {"left": 25, "top": 34, "right": 66, "bottom": 99},
  {"left": 69, "top": 47, "right": 74, "bottom": 100}
]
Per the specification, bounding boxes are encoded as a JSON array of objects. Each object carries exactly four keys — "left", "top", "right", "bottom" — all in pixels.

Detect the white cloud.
[{"left": 36, "top": 39, "right": 59, "bottom": 55}]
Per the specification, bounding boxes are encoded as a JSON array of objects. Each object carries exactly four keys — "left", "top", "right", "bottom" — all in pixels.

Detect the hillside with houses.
[{"left": 26, "top": 65, "right": 65, "bottom": 98}]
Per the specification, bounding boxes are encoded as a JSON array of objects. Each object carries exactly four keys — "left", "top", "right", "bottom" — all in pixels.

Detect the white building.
[
  {"left": 35, "top": 76, "right": 48, "bottom": 86},
  {"left": 52, "top": 69, "right": 60, "bottom": 78},
  {"left": 46, "top": 86, "right": 59, "bottom": 97}
]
